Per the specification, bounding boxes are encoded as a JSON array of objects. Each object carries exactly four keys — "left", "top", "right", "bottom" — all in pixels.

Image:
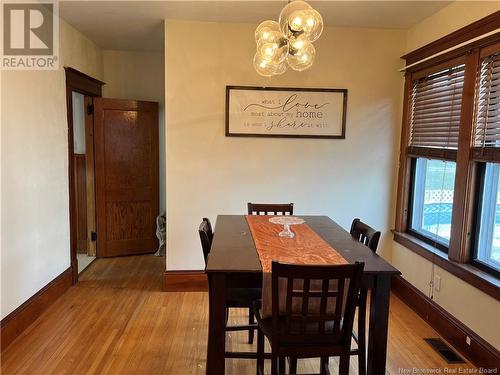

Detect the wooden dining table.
[{"left": 205, "top": 215, "right": 401, "bottom": 375}]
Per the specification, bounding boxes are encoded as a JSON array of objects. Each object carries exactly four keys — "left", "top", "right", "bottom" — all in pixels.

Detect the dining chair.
[
  {"left": 349, "top": 218, "right": 381, "bottom": 375},
  {"left": 198, "top": 217, "right": 260, "bottom": 344},
  {"left": 350, "top": 218, "right": 380, "bottom": 252},
  {"left": 255, "top": 261, "right": 364, "bottom": 375},
  {"left": 247, "top": 203, "right": 294, "bottom": 215},
  {"left": 199, "top": 218, "right": 213, "bottom": 263}
]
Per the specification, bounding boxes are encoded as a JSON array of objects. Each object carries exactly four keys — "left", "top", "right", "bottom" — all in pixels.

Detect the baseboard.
[
  {"left": 164, "top": 270, "right": 207, "bottom": 292},
  {"left": 1, "top": 267, "right": 72, "bottom": 351},
  {"left": 392, "top": 275, "right": 500, "bottom": 368}
]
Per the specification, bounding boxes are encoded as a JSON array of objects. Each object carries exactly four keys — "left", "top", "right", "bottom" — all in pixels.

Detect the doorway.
[
  {"left": 71, "top": 91, "right": 97, "bottom": 274},
  {"left": 66, "top": 67, "right": 103, "bottom": 282},
  {"left": 65, "top": 68, "right": 161, "bottom": 284}
]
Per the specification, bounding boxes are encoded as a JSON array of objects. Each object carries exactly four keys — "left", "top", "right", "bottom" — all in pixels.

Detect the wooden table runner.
[{"left": 245, "top": 215, "right": 348, "bottom": 317}]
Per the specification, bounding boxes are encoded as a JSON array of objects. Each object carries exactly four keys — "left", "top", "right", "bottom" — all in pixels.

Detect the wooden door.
[{"left": 94, "top": 99, "right": 159, "bottom": 257}]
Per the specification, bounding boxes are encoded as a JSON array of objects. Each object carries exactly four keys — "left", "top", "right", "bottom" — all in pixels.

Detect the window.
[
  {"left": 475, "top": 163, "right": 500, "bottom": 275},
  {"left": 395, "top": 26, "right": 500, "bottom": 288},
  {"left": 404, "top": 62, "right": 464, "bottom": 249},
  {"left": 410, "top": 159, "right": 456, "bottom": 248},
  {"left": 472, "top": 51, "right": 500, "bottom": 276}
]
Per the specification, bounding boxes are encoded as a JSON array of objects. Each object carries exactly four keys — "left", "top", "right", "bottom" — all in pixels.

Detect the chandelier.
[{"left": 254, "top": 0, "right": 324, "bottom": 76}]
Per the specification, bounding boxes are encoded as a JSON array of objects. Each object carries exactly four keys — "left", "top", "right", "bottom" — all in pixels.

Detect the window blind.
[
  {"left": 409, "top": 64, "right": 465, "bottom": 152},
  {"left": 474, "top": 53, "right": 500, "bottom": 150}
]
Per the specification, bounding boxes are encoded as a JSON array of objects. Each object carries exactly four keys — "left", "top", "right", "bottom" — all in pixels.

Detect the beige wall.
[
  {"left": 165, "top": 20, "right": 406, "bottom": 270},
  {"left": 392, "top": 243, "right": 500, "bottom": 349},
  {"left": 1, "top": 20, "right": 103, "bottom": 319},
  {"left": 405, "top": 1, "right": 500, "bottom": 52},
  {"left": 392, "top": 3, "right": 500, "bottom": 349},
  {"left": 102, "top": 49, "right": 166, "bottom": 212}
]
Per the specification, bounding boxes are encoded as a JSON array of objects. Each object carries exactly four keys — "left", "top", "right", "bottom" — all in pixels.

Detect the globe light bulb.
[
  {"left": 287, "top": 40, "right": 315, "bottom": 71},
  {"left": 278, "top": 0, "right": 311, "bottom": 38},
  {"left": 257, "top": 33, "right": 289, "bottom": 63},
  {"left": 289, "top": 11, "right": 307, "bottom": 32},
  {"left": 254, "top": 53, "right": 277, "bottom": 77},
  {"left": 302, "top": 9, "right": 323, "bottom": 42},
  {"left": 290, "top": 37, "right": 306, "bottom": 51},
  {"left": 265, "top": 45, "right": 275, "bottom": 58},
  {"left": 255, "top": 20, "right": 281, "bottom": 44}
]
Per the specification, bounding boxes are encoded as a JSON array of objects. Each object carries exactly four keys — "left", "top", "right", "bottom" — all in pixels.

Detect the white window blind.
[
  {"left": 409, "top": 64, "right": 465, "bottom": 150},
  {"left": 474, "top": 53, "right": 500, "bottom": 149}
]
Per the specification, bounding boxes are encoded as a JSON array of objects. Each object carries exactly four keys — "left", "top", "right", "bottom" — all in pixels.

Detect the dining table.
[{"left": 205, "top": 215, "right": 401, "bottom": 375}]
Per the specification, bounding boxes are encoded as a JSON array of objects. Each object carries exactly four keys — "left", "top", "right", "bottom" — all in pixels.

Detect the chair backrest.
[
  {"left": 198, "top": 217, "right": 213, "bottom": 265},
  {"left": 350, "top": 218, "right": 381, "bottom": 252},
  {"left": 271, "top": 261, "right": 364, "bottom": 348},
  {"left": 247, "top": 203, "right": 294, "bottom": 215}
]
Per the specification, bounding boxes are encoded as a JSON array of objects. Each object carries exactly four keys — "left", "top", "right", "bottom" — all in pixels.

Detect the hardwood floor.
[{"left": 1, "top": 255, "right": 473, "bottom": 374}]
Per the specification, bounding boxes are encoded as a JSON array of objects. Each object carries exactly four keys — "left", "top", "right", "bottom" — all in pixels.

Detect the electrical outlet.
[
  {"left": 466, "top": 336, "right": 471, "bottom": 345},
  {"left": 434, "top": 274, "right": 441, "bottom": 292}
]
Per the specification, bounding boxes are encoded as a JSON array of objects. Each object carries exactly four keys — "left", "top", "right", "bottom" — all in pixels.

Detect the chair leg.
[
  {"left": 271, "top": 353, "right": 278, "bottom": 375},
  {"left": 248, "top": 306, "right": 255, "bottom": 344},
  {"left": 320, "top": 357, "right": 330, "bottom": 375},
  {"left": 257, "top": 328, "right": 264, "bottom": 375},
  {"left": 289, "top": 357, "right": 298, "bottom": 374},
  {"left": 357, "top": 289, "right": 367, "bottom": 375},
  {"left": 279, "top": 357, "right": 286, "bottom": 375},
  {"left": 339, "top": 354, "right": 350, "bottom": 375}
]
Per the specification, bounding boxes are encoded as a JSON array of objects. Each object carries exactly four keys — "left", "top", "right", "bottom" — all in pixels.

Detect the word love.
[{"left": 244, "top": 94, "right": 329, "bottom": 117}]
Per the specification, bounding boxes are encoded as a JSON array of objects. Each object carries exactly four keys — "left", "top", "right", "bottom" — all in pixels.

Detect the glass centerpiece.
[{"left": 269, "top": 216, "right": 305, "bottom": 238}]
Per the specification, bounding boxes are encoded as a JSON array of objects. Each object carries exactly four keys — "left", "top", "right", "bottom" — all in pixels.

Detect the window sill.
[{"left": 393, "top": 231, "right": 500, "bottom": 301}]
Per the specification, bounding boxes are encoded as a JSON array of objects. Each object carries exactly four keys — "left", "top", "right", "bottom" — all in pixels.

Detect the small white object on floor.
[
  {"left": 155, "top": 214, "right": 166, "bottom": 256},
  {"left": 78, "top": 253, "right": 96, "bottom": 273}
]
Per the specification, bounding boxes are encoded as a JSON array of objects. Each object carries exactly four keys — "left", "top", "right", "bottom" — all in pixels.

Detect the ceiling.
[{"left": 60, "top": 1, "right": 453, "bottom": 52}]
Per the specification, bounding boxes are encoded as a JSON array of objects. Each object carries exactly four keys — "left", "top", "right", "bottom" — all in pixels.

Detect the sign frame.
[{"left": 225, "top": 86, "right": 347, "bottom": 139}]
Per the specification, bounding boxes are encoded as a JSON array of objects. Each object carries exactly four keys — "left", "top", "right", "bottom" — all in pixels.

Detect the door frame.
[{"left": 65, "top": 67, "right": 105, "bottom": 284}]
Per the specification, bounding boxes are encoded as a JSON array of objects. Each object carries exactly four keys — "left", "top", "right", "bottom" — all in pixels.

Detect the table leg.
[
  {"left": 367, "top": 274, "right": 391, "bottom": 375},
  {"left": 206, "top": 273, "right": 226, "bottom": 375}
]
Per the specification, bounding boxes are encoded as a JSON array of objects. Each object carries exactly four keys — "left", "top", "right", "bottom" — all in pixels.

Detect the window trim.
[
  {"left": 394, "top": 16, "right": 500, "bottom": 297},
  {"left": 401, "top": 11, "right": 500, "bottom": 66},
  {"left": 472, "top": 163, "right": 500, "bottom": 279}
]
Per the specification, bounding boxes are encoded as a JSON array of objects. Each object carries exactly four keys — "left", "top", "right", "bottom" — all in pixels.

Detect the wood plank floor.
[{"left": 1, "top": 255, "right": 474, "bottom": 374}]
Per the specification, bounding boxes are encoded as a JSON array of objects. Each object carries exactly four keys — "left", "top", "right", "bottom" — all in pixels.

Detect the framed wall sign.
[{"left": 225, "top": 86, "right": 347, "bottom": 139}]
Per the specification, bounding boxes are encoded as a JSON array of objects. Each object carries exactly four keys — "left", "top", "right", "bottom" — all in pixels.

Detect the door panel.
[{"left": 94, "top": 98, "right": 159, "bottom": 257}]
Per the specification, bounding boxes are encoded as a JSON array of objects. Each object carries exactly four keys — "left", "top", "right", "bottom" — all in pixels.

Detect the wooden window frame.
[{"left": 394, "top": 13, "right": 500, "bottom": 301}]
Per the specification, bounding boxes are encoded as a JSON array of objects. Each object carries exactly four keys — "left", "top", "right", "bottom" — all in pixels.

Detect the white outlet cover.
[{"left": 434, "top": 275, "right": 441, "bottom": 292}]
